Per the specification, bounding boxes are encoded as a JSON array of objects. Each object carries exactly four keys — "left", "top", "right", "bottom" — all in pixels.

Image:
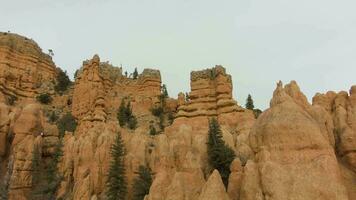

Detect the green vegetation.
[
  {"left": 117, "top": 99, "right": 137, "bottom": 130},
  {"left": 253, "top": 109, "right": 262, "bottom": 119},
  {"left": 7, "top": 95, "right": 17, "bottom": 106},
  {"left": 54, "top": 69, "right": 71, "bottom": 93},
  {"left": 48, "top": 111, "right": 59, "bottom": 123},
  {"left": 161, "top": 84, "right": 168, "bottom": 98},
  {"left": 36, "top": 93, "right": 52, "bottom": 104},
  {"left": 150, "top": 106, "right": 163, "bottom": 117},
  {"left": 30, "top": 139, "right": 63, "bottom": 199},
  {"left": 133, "top": 68, "right": 138, "bottom": 79},
  {"left": 149, "top": 125, "right": 157, "bottom": 136},
  {"left": 57, "top": 112, "right": 77, "bottom": 137},
  {"left": 132, "top": 165, "right": 153, "bottom": 200},
  {"left": 106, "top": 132, "right": 127, "bottom": 200},
  {"left": 207, "top": 118, "right": 235, "bottom": 188},
  {"left": 245, "top": 94, "right": 254, "bottom": 110}
]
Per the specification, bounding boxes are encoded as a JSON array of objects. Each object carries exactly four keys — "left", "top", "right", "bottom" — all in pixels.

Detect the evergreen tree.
[
  {"left": 128, "top": 116, "right": 137, "bottom": 130},
  {"left": 117, "top": 100, "right": 127, "bottom": 127},
  {"left": 132, "top": 165, "right": 153, "bottom": 200},
  {"left": 30, "top": 145, "right": 42, "bottom": 199},
  {"left": 245, "top": 94, "right": 254, "bottom": 110},
  {"left": 41, "top": 139, "right": 63, "bottom": 199},
  {"left": 106, "top": 132, "right": 127, "bottom": 200},
  {"left": 133, "top": 68, "right": 139, "bottom": 79},
  {"left": 161, "top": 84, "right": 168, "bottom": 98},
  {"left": 207, "top": 118, "right": 235, "bottom": 188}
]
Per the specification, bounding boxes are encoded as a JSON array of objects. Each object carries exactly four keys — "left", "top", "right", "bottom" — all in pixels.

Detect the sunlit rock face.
[
  {"left": 0, "top": 32, "right": 57, "bottom": 99},
  {"left": 0, "top": 33, "right": 355, "bottom": 200}
]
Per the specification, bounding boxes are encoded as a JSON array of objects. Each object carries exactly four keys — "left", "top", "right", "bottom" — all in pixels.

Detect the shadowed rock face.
[
  {"left": 0, "top": 34, "right": 355, "bottom": 200},
  {"left": 0, "top": 32, "right": 57, "bottom": 99}
]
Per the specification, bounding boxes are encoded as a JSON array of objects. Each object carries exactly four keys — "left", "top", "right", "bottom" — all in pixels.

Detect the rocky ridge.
[{"left": 0, "top": 33, "right": 355, "bottom": 200}]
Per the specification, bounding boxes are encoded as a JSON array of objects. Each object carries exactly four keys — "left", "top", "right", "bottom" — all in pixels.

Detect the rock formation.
[
  {"left": 243, "top": 81, "right": 350, "bottom": 200},
  {"left": 0, "top": 32, "right": 57, "bottom": 100},
  {"left": 0, "top": 33, "right": 355, "bottom": 200}
]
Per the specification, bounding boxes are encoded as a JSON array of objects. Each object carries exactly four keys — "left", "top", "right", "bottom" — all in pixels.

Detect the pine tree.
[
  {"left": 42, "top": 139, "right": 63, "bottom": 199},
  {"left": 207, "top": 118, "right": 235, "bottom": 188},
  {"left": 245, "top": 94, "right": 254, "bottom": 110},
  {"left": 118, "top": 100, "right": 127, "bottom": 127},
  {"left": 133, "top": 68, "right": 139, "bottom": 79},
  {"left": 128, "top": 116, "right": 137, "bottom": 130},
  {"left": 106, "top": 132, "right": 127, "bottom": 200},
  {"left": 132, "top": 165, "right": 153, "bottom": 200},
  {"left": 30, "top": 144, "right": 42, "bottom": 199},
  {"left": 162, "top": 84, "right": 168, "bottom": 98}
]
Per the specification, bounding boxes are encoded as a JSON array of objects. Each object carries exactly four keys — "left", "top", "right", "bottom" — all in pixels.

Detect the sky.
[{"left": 1, "top": 0, "right": 356, "bottom": 109}]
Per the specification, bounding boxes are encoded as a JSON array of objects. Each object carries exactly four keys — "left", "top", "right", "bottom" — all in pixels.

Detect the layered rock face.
[
  {"left": 72, "top": 55, "right": 161, "bottom": 125},
  {"left": 1, "top": 33, "right": 355, "bottom": 200},
  {"left": 176, "top": 66, "right": 241, "bottom": 119},
  {"left": 0, "top": 32, "right": 57, "bottom": 99}
]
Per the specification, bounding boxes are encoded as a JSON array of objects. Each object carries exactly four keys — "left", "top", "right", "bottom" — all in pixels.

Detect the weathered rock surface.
[
  {"left": 0, "top": 32, "right": 57, "bottom": 99},
  {"left": 244, "top": 81, "right": 349, "bottom": 200},
  {"left": 1, "top": 34, "right": 355, "bottom": 200}
]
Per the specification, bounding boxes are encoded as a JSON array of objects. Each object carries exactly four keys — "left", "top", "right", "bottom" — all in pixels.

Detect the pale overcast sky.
[{"left": 1, "top": 0, "right": 356, "bottom": 109}]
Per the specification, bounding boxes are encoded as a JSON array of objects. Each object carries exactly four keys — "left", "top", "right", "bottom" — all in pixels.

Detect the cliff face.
[
  {"left": 0, "top": 34, "right": 355, "bottom": 200},
  {"left": 0, "top": 32, "right": 57, "bottom": 99}
]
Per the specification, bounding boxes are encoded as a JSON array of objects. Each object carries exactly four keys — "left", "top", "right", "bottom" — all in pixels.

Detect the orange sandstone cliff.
[{"left": 0, "top": 33, "right": 355, "bottom": 200}]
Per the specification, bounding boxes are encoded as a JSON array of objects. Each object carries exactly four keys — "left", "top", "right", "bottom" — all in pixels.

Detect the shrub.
[
  {"left": 7, "top": 95, "right": 17, "bottom": 105},
  {"left": 161, "top": 84, "right": 168, "bottom": 98},
  {"left": 149, "top": 125, "right": 157, "bottom": 136},
  {"left": 207, "top": 118, "right": 235, "bottom": 188},
  {"left": 150, "top": 106, "right": 163, "bottom": 117},
  {"left": 36, "top": 93, "right": 52, "bottom": 104},
  {"left": 48, "top": 111, "right": 59, "bottom": 123},
  {"left": 57, "top": 112, "right": 77, "bottom": 137},
  {"left": 54, "top": 69, "right": 71, "bottom": 93}
]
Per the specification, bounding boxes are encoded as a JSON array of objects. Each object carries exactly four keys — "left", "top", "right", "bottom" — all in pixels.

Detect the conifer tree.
[
  {"left": 132, "top": 165, "right": 153, "bottom": 200},
  {"left": 106, "top": 132, "right": 127, "bottom": 200},
  {"left": 42, "top": 139, "right": 63, "bottom": 199},
  {"left": 162, "top": 84, "right": 168, "bottom": 98},
  {"left": 245, "top": 94, "right": 254, "bottom": 110},
  {"left": 30, "top": 144, "right": 42, "bottom": 199},
  {"left": 118, "top": 100, "right": 127, "bottom": 127},
  {"left": 133, "top": 68, "right": 139, "bottom": 79},
  {"left": 207, "top": 118, "right": 235, "bottom": 188}
]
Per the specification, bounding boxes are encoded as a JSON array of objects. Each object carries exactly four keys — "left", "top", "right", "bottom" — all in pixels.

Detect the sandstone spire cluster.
[{"left": 0, "top": 33, "right": 355, "bottom": 200}]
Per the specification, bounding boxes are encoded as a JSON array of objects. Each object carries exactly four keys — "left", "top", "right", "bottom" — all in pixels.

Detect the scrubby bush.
[
  {"left": 150, "top": 106, "right": 163, "bottom": 117},
  {"left": 245, "top": 94, "right": 254, "bottom": 110},
  {"left": 54, "top": 69, "right": 71, "bottom": 93},
  {"left": 36, "top": 93, "right": 52, "bottom": 104},
  {"left": 57, "top": 112, "right": 77, "bottom": 137},
  {"left": 7, "top": 95, "right": 17, "bottom": 105},
  {"left": 149, "top": 125, "right": 157, "bottom": 136}
]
